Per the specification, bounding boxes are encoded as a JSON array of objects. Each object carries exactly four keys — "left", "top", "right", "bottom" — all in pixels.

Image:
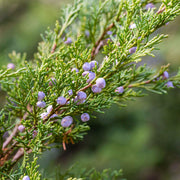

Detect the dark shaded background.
[{"left": 0, "top": 0, "right": 180, "bottom": 179}]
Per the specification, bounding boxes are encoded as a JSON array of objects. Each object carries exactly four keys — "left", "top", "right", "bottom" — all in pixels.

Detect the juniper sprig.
[{"left": 0, "top": 0, "right": 180, "bottom": 179}]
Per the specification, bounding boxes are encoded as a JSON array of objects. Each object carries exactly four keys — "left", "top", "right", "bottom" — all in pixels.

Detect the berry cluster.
[{"left": 92, "top": 78, "right": 106, "bottom": 93}]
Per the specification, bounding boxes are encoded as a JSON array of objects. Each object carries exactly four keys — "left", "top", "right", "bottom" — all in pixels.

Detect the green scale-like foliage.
[{"left": 0, "top": 0, "right": 180, "bottom": 179}]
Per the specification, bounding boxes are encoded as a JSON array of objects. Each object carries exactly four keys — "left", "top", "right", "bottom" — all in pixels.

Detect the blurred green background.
[{"left": 0, "top": 0, "right": 180, "bottom": 179}]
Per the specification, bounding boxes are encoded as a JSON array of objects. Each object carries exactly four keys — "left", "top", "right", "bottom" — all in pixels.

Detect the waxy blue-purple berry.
[
  {"left": 166, "top": 81, "right": 174, "bottom": 88},
  {"left": 71, "top": 68, "right": 79, "bottom": 73},
  {"left": 74, "top": 96, "right": 85, "bottom": 105},
  {"left": 162, "top": 71, "right": 169, "bottom": 79},
  {"left": 40, "top": 112, "right": 48, "bottom": 119},
  {"left": 38, "top": 91, "right": 45, "bottom": 101},
  {"left": 89, "top": 60, "right": 98, "bottom": 70},
  {"left": 82, "top": 71, "right": 96, "bottom": 83},
  {"left": 7, "top": 63, "right": 15, "bottom": 70},
  {"left": 68, "top": 89, "right": 73, "bottom": 96},
  {"left": 129, "top": 23, "right": 136, "bottom": 29},
  {"left": 115, "top": 86, "right": 124, "bottom": 94},
  {"left": 107, "top": 31, "right": 113, "bottom": 35},
  {"left": 47, "top": 105, "right": 53, "bottom": 114},
  {"left": 129, "top": 47, "right": 137, "bottom": 54},
  {"left": 96, "top": 78, "right": 106, "bottom": 88},
  {"left": 77, "top": 91, "right": 87, "bottom": 100},
  {"left": 22, "top": 175, "right": 30, "bottom": 180},
  {"left": 87, "top": 72, "right": 96, "bottom": 83},
  {"left": 145, "top": 3, "right": 155, "bottom": 10},
  {"left": 36, "top": 101, "right": 46, "bottom": 108},
  {"left": 82, "top": 71, "right": 89, "bottom": 77},
  {"left": 18, "top": 125, "right": 25, "bottom": 132},
  {"left": 81, "top": 113, "right": 90, "bottom": 122},
  {"left": 57, "top": 96, "right": 66, "bottom": 105},
  {"left": 64, "top": 37, "right": 72, "bottom": 45},
  {"left": 83, "top": 62, "right": 91, "bottom": 71},
  {"left": 61, "top": 116, "right": 73, "bottom": 127},
  {"left": 50, "top": 114, "right": 58, "bottom": 119},
  {"left": 91, "top": 85, "right": 102, "bottom": 93}
]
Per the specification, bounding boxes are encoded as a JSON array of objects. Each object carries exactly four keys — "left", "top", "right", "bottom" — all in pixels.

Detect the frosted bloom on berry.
[
  {"left": 96, "top": 78, "right": 106, "bottom": 88},
  {"left": 107, "top": 31, "right": 113, "bottom": 35},
  {"left": 18, "top": 125, "right": 25, "bottom": 132},
  {"left": 81, "top": 113, "right": 90, "bottom": 122},
  {"left": 40, "top": 112, "right": 48, "bottom": 119},
  {"left": 129, "top": 23, "right": 136, "bottom": 29},
  {"left": 77, "top": 91, "right": 87, "bottom": 100},
  {"left": 145, "top": 3, "right": 155, "bottom": 10},
  {"left": 47, "top": 105, "right": 53, "bottom": 114},
  {"left": 57, "top": 96, "right": 66, "bottom": 105},
  {"left": 162, "top": 71, "right": 169, "bottom": 79},
  {"left": 71, "top": 68, "right": 79, "bottom": 73},
  {"left": 92, "top": 85, "right": 102, "bottom": 93},
  {"left": 89, "top": 60, "right": 98, "bottom": 70},
  {"left": 115, "top": 86, "right": 124, "bottom": 94},
  {"left": 83, "top": 62, "right": 91, "bottom": 71},
  {"left": 129, "top": 47, "right": 137, "bottom": 54},
  {"left": 166, "top": 81, "right": 174, "bottom": 88},
  {"left": 74, "top": 96, "right": 85, "bottom": 105},
  {"left": 64, "top": 37, "right": 72, "bottom": 44},
  {"left": 22, "top": 176, "right": 30, "bottom": 180},
  {"left": 38, "top": 91, "right": 45, "bottom": 101},
  {"left": 50, "top": 114, "right": 58, "bottom": 119},
  {"left": 87, "top": 72, "right": 96, "bottom": 83},
  {"left": 82, "top": 71, "right": 89, "bottom": 77},
  {"left": 61, "top": 116, "right": 73, "bottom": 127},
  {"left": 7, "top": 63, "right": 15, "bottom": 69},
  {"left": 68, "top": 89, "right": 73, "bottom": 96},
  {"left": 37, "top": 101, "right": 46, "bottom": 108}
]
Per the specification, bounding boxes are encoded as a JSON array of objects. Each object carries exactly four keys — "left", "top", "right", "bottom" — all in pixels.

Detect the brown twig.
[
  {"left": 91, "top": 22, "right": 115, "bottom": 60},
  {"left": 157, "top": 6, "right": 166, "bottom": 14}
]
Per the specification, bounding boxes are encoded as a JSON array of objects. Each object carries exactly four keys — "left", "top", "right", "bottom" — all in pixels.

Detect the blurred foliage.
[{"left": 0, "top": 0, "right": 180, "bottom": 180}]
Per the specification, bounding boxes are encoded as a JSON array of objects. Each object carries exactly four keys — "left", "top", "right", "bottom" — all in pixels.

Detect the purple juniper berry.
[
  {"left": 36, "top": 101, "right": 46, "bottom": 108},
  {"left": 68, "top": 89, "right": 73, "bottom": 96},
  {"left": 38, "top": 91, "right": 45, "bottom": 101},
  {"left": 18, "top": 125, "right": 25, "bottom": 132},
  {"left": 145, "top": 3, "right": 155, "bottom": 10},
  {"left": 47, "top": 105, "right": 53, "bottom": 114},
  {"left": 89, "top": 60, "right": 98, "bottom": 70},
  {"left": 166, "top": 81, "right": 174, "bottom": 88},
  {"left": 162, "top": 71, "right": 169, "bottom": 79},
  {"left": 61, "top": 116, "right": 73, "bottom": 127},
  {"left": 77, "top": 91, "right": 87, "bottom": 100},
  {"left": 64, "top": 37, "right": 72, "bottom": 45},
  {"left": 96, "top": 78, "right": 106, "bottom": 88},
  {"left": 7, "top": 63, "right": 15, "bottom": 70},
  {"left": 57, "top": 96, "right": 67, "bottom": 105},
  {"left": 22, "top": 176, "right": 30, "bottom": 180},
  {"left": 71, "top": 68, "right": 79, "bottom": 73},
  {"left": 91, "top": 85, "right": 102, "bottom": 93},
  {"left": 115, "top": 86, "right": 124, "bottom": 94},
  {"left": 83, "top": 62, "right": 91, "bottom": 71},
  {"left": 129, "top": 23, "right": 136, "bottom": 29},
  {"left": 107, "top": 31, "right": 113, "bottom": 35},
  {"left": 129, "top": 47, "right": 137, "bottom": 54},
  {"left": 81, "top": 113, "right": 90, "bottom": 122}
]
